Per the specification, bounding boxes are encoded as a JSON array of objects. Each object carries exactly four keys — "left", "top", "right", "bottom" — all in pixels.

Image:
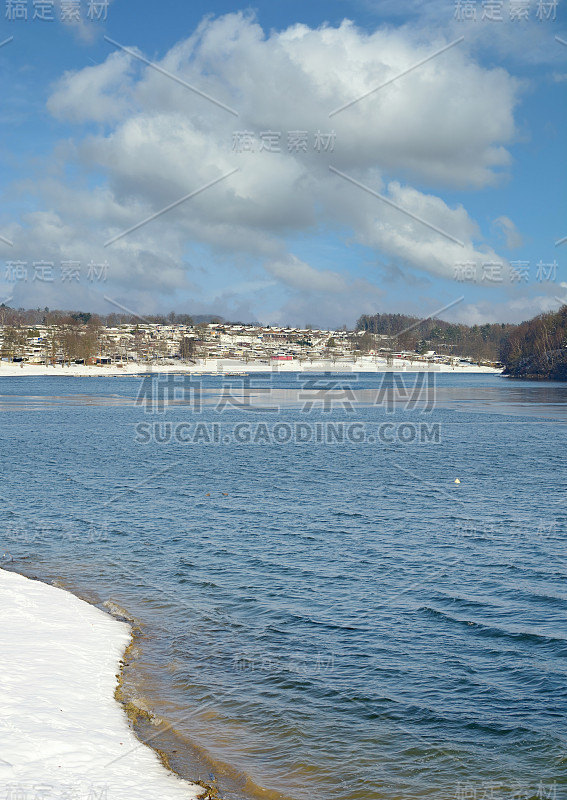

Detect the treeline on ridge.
[
  {"left": 356, "top": 313, "right": 515, "bottom": 363},
  {"left": 499, "top": 305, "right": 567, "bottom": 380}
]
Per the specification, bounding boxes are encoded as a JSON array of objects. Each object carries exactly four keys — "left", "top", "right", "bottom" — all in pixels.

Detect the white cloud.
[
  {"left": 5, "top": 13, "right": 529, "bottom": 324},
  {"left": 455, "top": 294, "right": 564, "bottom": 325},
  {"left": 492, "top": 215, "right": 524, "bottom": 249},
  {"left": 265, "top": 255, "right": 349, "bottom": 293},
  {"left": 47, "top": 52, "right": 135, "bottom": 123},
  {"left": 325, "top": 176, "right": 508, "bottom": 280}
]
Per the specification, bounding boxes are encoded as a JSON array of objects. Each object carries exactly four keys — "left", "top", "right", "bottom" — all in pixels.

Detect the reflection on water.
[
  {"left": 0, "top": 376, "right": 566, "bottom": 419},
  {"left": 432, "top": 382, "right": 567, "bottom": 420},
  {"left": 1, "top": 373, "right": 566, "bottom": 800}
]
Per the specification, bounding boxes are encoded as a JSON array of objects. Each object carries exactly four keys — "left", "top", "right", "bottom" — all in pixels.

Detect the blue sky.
[{"left": 0, "top": 0, "right": 565, "bottom": 327}]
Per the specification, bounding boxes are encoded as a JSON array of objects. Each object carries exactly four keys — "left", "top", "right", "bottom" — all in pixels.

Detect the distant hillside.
[
  {"left": 357, "top": 313, "right": 515, "bottom": 362},
  {"left": 0, "top": 305, "right": 260, "bottom": 328},
  {"left": 500, "top": 306, "right": 567, "bottom": 380}
]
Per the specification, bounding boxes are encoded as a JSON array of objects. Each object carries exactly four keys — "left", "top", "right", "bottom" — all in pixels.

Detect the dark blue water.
[{"left": 1, "top": 373, "right": 566, "bottom": 800}]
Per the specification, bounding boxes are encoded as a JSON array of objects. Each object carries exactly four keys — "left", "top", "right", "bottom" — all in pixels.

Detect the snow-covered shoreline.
[
  {"left": 0, "top": 358, "right": 502, "bottom": 377},
  {"left": 0, "top": 568, "right": 202, "bottom": 800}
]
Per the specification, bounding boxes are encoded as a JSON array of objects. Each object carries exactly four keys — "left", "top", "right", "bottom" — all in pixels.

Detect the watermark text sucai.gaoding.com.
[{"left": 134, "top": 420, "right": 441, "bottom": 446}]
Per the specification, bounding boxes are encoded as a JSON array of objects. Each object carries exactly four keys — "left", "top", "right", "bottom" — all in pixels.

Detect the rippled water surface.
[{"left": 1, "top": 373, "right": 566, "bottom": 800}]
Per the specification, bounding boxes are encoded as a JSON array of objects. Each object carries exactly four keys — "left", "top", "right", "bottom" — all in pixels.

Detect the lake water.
[{"left": 1, "top": 372, "right": 565, "bottom": 800}]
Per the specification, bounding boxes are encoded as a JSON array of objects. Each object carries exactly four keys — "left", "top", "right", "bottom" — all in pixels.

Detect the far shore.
[{"left": 0, "top": 357, "right": 503, "bottom": 377}]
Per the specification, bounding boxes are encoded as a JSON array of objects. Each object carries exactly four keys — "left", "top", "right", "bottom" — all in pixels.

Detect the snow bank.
[
  {"left": 0, "top": 568, "right": 202, "bottom": 800},
  {"left": 0, "top": 358, "right": 502, "bottom": 377}
]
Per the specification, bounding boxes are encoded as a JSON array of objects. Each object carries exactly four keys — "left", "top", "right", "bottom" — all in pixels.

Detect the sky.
[{"left": 0, "top": 0, "right": 565, "bottom": 328}]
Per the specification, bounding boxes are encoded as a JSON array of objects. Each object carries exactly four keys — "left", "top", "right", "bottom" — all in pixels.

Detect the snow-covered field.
[
  {"left": 0, "top": 358, "right": 502, "bottom": 377},
  {"left": 0, "top": 568, "right": 202, "bottom": 800}
]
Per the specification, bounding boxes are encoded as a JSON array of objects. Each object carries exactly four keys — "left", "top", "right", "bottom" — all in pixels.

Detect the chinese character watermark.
[
  {"left": 454, "top": 0, "right": 559, "bottom": 20},
  {"left": 232, "top": 130, "right": 336, "bottom": 154},
  {"left": 454, "top": 260, "right": 559, "bottom": 283},
  {"left": 5, "top": 0, "right": 109, "bottom": 20},
  {"left": 3, "top": 260, "right": 109, "bottom": 284}
]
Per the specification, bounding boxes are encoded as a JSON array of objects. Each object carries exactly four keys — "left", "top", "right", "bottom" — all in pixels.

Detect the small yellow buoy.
[
  {"left": 454, "top": 478, "right": 461, "bottom": 485},
  {"left": 205, "top": 493, "right": 211, "bottom": 497}
]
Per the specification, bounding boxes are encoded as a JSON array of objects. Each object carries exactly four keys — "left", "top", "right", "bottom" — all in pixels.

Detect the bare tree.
[
  {"left": 1, "top": 326, "right": 26, "bottom": 361},
  {"left": 180, "top": 336, "right": 196, "bottom": 362}
]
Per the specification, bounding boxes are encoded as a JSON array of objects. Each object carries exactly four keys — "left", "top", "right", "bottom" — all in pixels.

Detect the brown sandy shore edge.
[
  {"left": 1, "top": 564, "right": 288, "bottom": 800},
  {"left": 0, "top": 565, "right": 224, "bottom": 800}
]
